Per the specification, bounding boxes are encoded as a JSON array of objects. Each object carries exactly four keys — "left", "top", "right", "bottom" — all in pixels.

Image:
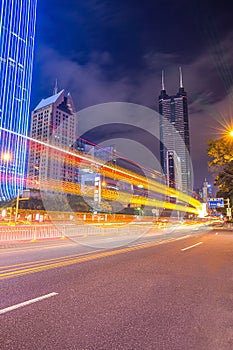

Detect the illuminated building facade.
[
  {"left": 27, "top": 90, "right": 78, "bottom": 189},
  {"left": 166, "top": 150, "right": 182, "bottom": 190},
  {"left": 0, "top": 0, "right": 37, "bottom": 200},
  {"left": 77, "top": 142, "right": 117, "bottom": 193},
  {"left": 159, "top": 68, "right": 192, "bottom": 192}
]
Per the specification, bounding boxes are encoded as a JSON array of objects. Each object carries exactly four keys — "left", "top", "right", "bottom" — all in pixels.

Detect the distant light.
[
  {"left": 198, "top": 203, "right": 208, "bottom": 218},
  {"left": 230, "top": 130, "right": 233, "bottom": 137},
  {"left": 1, "top": 152, "right": 11, "bottom": 162},
  {"left": 137, "top": 184, "right": 143, "bottom": 188}
]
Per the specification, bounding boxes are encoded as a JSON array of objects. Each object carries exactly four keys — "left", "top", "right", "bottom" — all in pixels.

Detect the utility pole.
[
  {"left": 225, "top": 198, "right": 232, "bottom": 221},
  {"left": 14, "top": 189, "right": 20, "bottom": 222},
  {"left": 14, "top": 190, "right": 30, "bottom": 222}
]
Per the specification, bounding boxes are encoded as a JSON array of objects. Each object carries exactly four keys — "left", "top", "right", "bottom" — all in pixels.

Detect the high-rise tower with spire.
[{"left": 159, "top": 68, "right": 192, "bottom": 192}]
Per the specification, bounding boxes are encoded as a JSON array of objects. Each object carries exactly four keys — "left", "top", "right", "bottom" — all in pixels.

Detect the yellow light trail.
[
  {"left": 0, "top": 236, "right": 188, "bottom": 280},
  {"left": 0, "top": 126, "right": 202, "bottom": 213}
]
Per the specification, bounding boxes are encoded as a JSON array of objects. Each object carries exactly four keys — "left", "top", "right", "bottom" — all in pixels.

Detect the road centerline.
[
  {"left": 181, "top": 242, "right": 203, "bottom": 251},
  {"left": 0, "top": 292, "right": 58, "bottom": 315}
]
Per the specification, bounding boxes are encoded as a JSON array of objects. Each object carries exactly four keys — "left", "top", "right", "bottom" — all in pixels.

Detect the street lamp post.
[
  {"left": 14, "top": 189, "right": 20, "bottom": 222},
  {"left": 225, "top": 198, "right": 232, "bottom": 221},
  {"left": 228, "top": 130, "right": 233, "bottom": 221},
  {"left": 14, "top": 190, "right": 30, "bottom": 222}
]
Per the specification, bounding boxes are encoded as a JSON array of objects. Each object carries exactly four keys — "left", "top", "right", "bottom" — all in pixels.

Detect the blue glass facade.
[
  {"left": 0, "top": 0, "right": 37, "bottom": 200},
  {"left": 159, "top": 74, "right": 192, "bottom": 192}
]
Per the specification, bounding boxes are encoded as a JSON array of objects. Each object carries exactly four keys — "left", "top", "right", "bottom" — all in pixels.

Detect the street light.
[{"left": 1, "top": 152, "right": 11, "bottom": 162}]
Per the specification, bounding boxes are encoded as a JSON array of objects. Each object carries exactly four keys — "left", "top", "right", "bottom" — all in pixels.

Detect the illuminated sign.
[{"left": 207, "top": 198, "right": 224, "bottom": 208}]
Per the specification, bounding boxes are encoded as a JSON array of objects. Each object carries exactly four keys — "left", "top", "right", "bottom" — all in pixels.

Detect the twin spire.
[
  {"left": 161, "top": 70, "right": 165, "bottom": 91},
  {"left": 179, "top": 66, "right": 183, "bottom": 88},
  {"left": 53, "top": 79, "right": 58, "bottom": 95},
  {"left": 161, "top": 67, "right": 184, "bottom": 91}
]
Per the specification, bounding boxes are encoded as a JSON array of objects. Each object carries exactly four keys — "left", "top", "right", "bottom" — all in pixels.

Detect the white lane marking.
[
  {"left": 128, "top": 243, "right": 145, "bottom": 247},
  {"left": 181, "top": 242, "right": 203, "bottom": 251},
  {"left": 0, "top": 292, "right": 58, "bottom": 315},
  {"left": 174, "top": 235, "right": 190, "bottom": 241},
  {"left": 127, "top": 234, "right": 192, "bottom": 248}
]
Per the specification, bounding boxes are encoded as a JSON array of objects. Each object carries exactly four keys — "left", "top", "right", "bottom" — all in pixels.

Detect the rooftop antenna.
[
  {"left": 53, "top": 79, "right": 58, "bottom": 95},
  {"left": 161, "top": 70, "right": 165, "bottom": 91},
  {"left": 179, "top": 66, "right": 183, "bottom": 88}
]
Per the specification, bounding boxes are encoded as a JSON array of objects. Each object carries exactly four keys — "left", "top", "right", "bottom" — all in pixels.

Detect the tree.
[
  {"left": 207, "top": 138, "right": 233, "bottom": 167},
  {"left": 214, "top": 164, "right": 233, "bottom": 197},
  {"left": 207, "top": 137, "right": 233, "bottom": 199}
]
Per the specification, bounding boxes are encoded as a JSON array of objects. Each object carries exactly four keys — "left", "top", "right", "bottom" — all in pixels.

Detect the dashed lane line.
[
  {"left": 0, "top": 292, "right": 58, "bottom": 315},
  {"left": 181, "top": 242, "right": 203, "bottom": 251}
]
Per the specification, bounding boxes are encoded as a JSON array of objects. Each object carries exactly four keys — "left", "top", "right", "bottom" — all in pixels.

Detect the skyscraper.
[
  {"left": 0, "top": 0, "right": 37, "bottom": 200},
  {"left": 159, "top": 68, "right": 192, "bottom": 192},
  {"left": 27, "top": 89, "right": 78, "bottom": 190}
]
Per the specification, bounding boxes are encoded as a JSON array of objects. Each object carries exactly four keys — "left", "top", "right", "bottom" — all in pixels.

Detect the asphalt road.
[{"left": 0, "top": 226, "right": 233, "bottom": 349}]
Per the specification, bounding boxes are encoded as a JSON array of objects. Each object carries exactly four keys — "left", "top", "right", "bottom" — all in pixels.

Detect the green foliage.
[
  {"left": 207, "top": 138, "right": 233, "bottom": 167},
  {"left": 214, "top": 163, "right": 233, "bottom": 197},
  {"left": 207, "top": 137, "right": 233, "bottom": 201}
]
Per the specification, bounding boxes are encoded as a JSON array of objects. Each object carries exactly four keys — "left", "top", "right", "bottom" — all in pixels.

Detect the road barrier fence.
[{"left": 0, "top": 222, "right": 156, "bottom": 243}]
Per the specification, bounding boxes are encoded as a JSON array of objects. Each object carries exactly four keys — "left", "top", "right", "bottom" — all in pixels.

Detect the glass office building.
[
  {"left": 0, "top": 0, "right": 37, "bottom": 200},
  {"left": 159, "top": 68, "right": 192, "bottom": 192}
]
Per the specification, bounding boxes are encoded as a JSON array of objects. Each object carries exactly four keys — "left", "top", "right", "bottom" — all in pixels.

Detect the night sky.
[{"left": 31, "top": 0, "right": 233, "bottom": 190}]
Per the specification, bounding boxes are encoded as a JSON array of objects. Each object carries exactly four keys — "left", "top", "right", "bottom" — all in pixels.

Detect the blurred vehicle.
[{"left": 208, "top": 216, "right": 224, "bottom": 227}]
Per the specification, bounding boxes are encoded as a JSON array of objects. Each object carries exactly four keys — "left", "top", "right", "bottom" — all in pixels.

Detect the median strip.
[
  {"left": 0, "top": 292, "right": 58, "bottom": 315},
  {"left": 181, "top": 242, "right": 203, "bottom": 251}
]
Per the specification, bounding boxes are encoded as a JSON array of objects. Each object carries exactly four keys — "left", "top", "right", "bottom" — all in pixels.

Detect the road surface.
[{"left": 0, "top": 226, "right": 232, "bottom": 349}]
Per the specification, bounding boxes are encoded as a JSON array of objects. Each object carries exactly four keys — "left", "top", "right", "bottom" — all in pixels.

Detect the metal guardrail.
[
  {"left": 0, "top": 225, "right": 62, "bottom": 242},
  {"left": 0, "top": 222, "right": 155, "bottom": 242}
]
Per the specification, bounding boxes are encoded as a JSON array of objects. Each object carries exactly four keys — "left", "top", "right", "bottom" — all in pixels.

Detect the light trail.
[
  {"left": 0, "top": 126, "right": 202, "bottom": 214},
  {"left": 0, "top": 235, "right": 192, "bottom": 280}
]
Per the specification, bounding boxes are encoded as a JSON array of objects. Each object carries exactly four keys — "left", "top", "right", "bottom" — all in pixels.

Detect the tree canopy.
[
  {"left": 207, "top": 138, "right": 233, "bottom": 167},
  {"left": 207, "top": 138, "right": 233, "bottom": 198}
]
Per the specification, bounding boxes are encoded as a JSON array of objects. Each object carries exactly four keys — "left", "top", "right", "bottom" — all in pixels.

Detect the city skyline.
[{"left": 31, "top": 0, "right": 233, "bottom": 190}]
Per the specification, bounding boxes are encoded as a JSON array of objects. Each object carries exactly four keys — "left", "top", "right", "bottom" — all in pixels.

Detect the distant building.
[
  {"left": 0, "top": 0, "right": 37, "bottom": 200},
  {"left": 159, "top": 68, "right": 192, "bottom": 192},
  {"left": 201, "top": 178, "right": 212, "bottom": 202},
  {"left": 194, "top": 179, "right": 212, "bottom": 202},
  {"left": 74, "top": 141, "right": 119, "bottom": 212},
  {"left": 27, "top": 89, "right": 78, "bottom": 190},
  {"left": 202, "top": 178, "right": 209, "bottom": 202},
  {"left": 76, "top": 142, "right": 116, "bottom": 191}
]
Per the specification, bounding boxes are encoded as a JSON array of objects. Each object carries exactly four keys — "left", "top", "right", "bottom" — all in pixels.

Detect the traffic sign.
[{"left": 207, "top": 198, "right": 224, "bottom": 208}]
